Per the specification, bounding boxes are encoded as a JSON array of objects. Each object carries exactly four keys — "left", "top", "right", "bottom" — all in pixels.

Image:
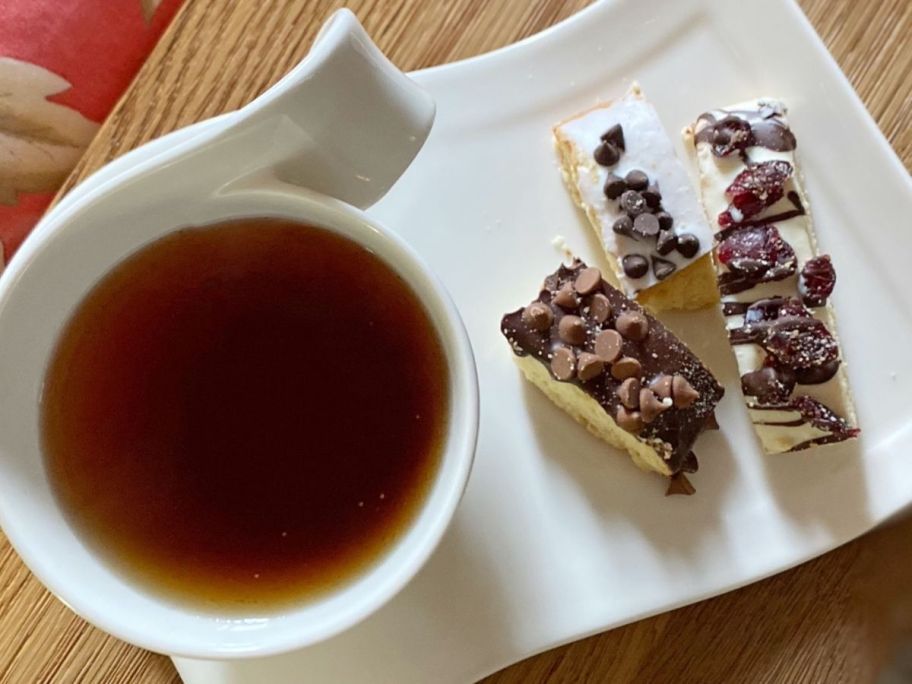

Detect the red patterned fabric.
[{"left": 0, "top": 0, "right": 184, "bottom": 265}]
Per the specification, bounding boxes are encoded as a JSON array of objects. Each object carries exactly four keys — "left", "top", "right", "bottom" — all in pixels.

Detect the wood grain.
[{"left": 3, "top": 0, "right": 910, "bottom": 681}]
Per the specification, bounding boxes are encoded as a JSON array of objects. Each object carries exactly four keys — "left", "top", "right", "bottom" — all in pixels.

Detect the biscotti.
[
  {"left": 685, "top": 99, "right": 859, "bottom": 453},
  {"left": 553, "top": 84, "right": 717, "bottom": 311},
  {"left": 501, "top": 260, "right": 724, "bottom": 488}
]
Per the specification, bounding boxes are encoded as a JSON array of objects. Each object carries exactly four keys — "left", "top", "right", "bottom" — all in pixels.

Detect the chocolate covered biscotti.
[
  {"left": 685, "top": 100, "right": 859, "bottom": 453},
  {"left": 501, "top": 260, "right": 724, "bottom": 490},
  {"left": 553, "top": 84, "right": 718, "bottom": 311}
]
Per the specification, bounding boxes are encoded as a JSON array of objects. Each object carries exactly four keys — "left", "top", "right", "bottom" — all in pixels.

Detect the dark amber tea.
[{"left": 42, "top": 218, "right": 449, "bottom": 610}]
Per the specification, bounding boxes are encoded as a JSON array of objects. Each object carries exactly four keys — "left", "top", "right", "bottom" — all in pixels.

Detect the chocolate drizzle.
[
  {"left": 722, "top": 301, "right": 750, "bottom": 316},
  {"left": 750, "top": 396, "right": 860, "bottom": 452},
  {"left": 501, "top": 260, "right": 724, "bottom": 475},
  {"left": 754, "top": 418, "right": 806, "bottom": 428},
  {"left": 727, "top": 298, "right": 842, "bottom": 392},
  {"left": 716, "top": 192, "right": 806, "bottom": 240},
  {"left": 694, "top": 105, "right": 797, "bottom": 155},
  {"left": 728, "top": 299, "right": 838, "bottom": 372}
]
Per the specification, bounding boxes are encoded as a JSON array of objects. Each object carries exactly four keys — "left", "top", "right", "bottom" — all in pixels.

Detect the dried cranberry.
[
  {"left": 716, "top": 225, "right": 797, "bottom": 284},
  {"left": 710, "top": 115, "right": 753, "bottom": 157},
  {"left": 777, "top": 298, "right": 814, "bottom": 320},
  {"left": 717, "top": 210, "right": 735, "bottom": 230},
  {"left": 763, "top": 317, "right": 838, "bottom": 369},
  {"left": 799, "top": 255, "right": 836, "bottom": 307},
  {"left": 717, "top": 160, "right": 793, "bottom": 226},
  {"left": 729, "top": 160, "right": 793, "bottom": 202},
  {"left": 718, "top": 225, "right": 781, "bottom": 270},
  {"left": 791, "top": 395, "right": 859, "bottom": 439}
]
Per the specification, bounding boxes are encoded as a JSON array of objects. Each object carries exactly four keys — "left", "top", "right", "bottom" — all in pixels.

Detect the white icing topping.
[
  {"left": 557, "top": 87, "right": 713, "bottom": 297},
  {"left": 690, "top": 98, "right": 857, "bottom": 453}
]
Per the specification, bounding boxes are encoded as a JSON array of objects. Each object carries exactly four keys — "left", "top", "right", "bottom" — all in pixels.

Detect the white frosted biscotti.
[
  {"left": 685, "top": 100, "right": 859, "bottom": 454},
  {"left": 553, "top": 84, "right": 717, "bottom": 311},
  {"left": 501, "top": 260, "right": 724, "bottom": 493}
]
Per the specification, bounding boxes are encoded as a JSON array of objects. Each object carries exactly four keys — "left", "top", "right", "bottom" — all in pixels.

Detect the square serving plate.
[{"left": 60, "top": 0, "right": 906, "bottom": 680}]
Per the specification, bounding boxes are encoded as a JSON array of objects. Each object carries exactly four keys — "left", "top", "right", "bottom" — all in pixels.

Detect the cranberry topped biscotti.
[
  {"left": 553, "top": 84, "right": 718, "bottom": 311},
  {"left": 685, "top": 100, "right": 859, "bottom": 454},
  {"left": 501, "top": 260, "right": 723, "bottom": 492}
]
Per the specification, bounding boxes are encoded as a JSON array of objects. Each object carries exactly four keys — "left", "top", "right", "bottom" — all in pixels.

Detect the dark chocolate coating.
[{"left": 500, "top": 260, "right": 724, "bottom": 475}]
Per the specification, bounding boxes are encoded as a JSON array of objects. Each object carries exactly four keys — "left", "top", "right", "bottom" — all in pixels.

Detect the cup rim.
[{"left": 0, "top": 186, "right": 479, "bottom": 658}]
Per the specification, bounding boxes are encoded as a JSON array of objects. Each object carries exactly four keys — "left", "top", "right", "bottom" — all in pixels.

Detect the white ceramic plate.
[{"left": 59, "top": 0, "right": 912, "bottom": 680}]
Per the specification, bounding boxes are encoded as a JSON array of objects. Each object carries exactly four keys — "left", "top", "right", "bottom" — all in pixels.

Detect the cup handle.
[
  {"left": 97, "top": 10, "right": 435, "bottom": 212},
  {"left": 215, "top": 9, "right": 436, "bottom": 209}
]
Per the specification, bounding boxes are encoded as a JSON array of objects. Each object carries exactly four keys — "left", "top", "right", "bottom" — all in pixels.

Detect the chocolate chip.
[
  {"left": 601, "top": 123, "right": 625, "bottom": 151},
  {"left": 656, "top": 230, "right": 677, "bottom": 255},
  {"left": 622, "top": 254, "right": 649, "bottom": 279},
  {"left": 642, "top": 185, "right": 662, "bottom": 209},
  {"left": 611, "top": 356, "right": 641, "bottom": 380},
  {"left": 672, "top": 374, "right": 700, "bottom": 408},
  {"left": 624, "top": 169, "right": 649, "bottom": 191},
  {"left": 665, "top": 473, "right": 696, "bottom": 496},
  {"left": 612, "top": 215, "right": 634, "bottom": 238},
  {"left": 577, "top": 352, "right": 605, "bottom": 381},
  {"left": 619, "top": 190, "right": 647, "bottom": 216},
  {"left": 594, "top": 141, "right": 620, "bottom": 167},
  {"left": 676, "top": 233, "right": 700, "bottom": 259},
  {"left": 741, "top": 368, "right": 770, "bottom": 398},
  {"left": 710, "top": 116, "right": 754, "bottom": 157},
  {"left": 741, "top": 366, "right": 795, "bottom": 401},
  {"left": 558, "top": 315, "right": 586, "bottom": 345},
  {"left": 521, "top": 301, "right": 553, "bottom": 331},
  {"left": 616, "top": 377, "right": 640, "bottom": 409},
  {"left": 794, "top": 358, "right": 840, "bottom": 385},
  {"left": 639, "top": 388, "right": 670, "bottom": 423},
  {"left": 649, "top": 374, "right": 673, "bottom": 400},
  {"left": 651, "top": 255, "right": 676, "bottom": 280},
  {"left": 656, "top": 211, "right": 673, "bottom": 231},
  {"left": 574, "top": 267, "right": 602, "bottom": 295},
  {"left": 615, "top": 406, "right": 643, "bottom": 433},
  {"left": 616, "top": 310, "right": 649, "bottom": 341},
  {"left": 712, "top": 128, "right": 732, "bottom": 147},
  {"left": 603, "top": 173, "right": 626, "bottom": 200},
  {"left": 550, "top": 347, "right": 576, "bottom": 380},
  {"left": 552, "top": 283, "right": 580, "bottom": 309},
  {"left": 589, "top": 293, "right": 612, "bottom": 323},
  {"left": 594, "top": 329, "right": 623, "bottom": 362},
  {"left": 632, "top": 213, "right": 660, "bottom": 238}
]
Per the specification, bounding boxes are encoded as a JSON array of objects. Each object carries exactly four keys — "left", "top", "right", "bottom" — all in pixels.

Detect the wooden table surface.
[{"left": 1, "top": 0, "right": 909, "bottom": 681}]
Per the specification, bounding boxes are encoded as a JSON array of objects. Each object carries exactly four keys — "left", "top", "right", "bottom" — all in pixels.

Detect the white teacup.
[{"left": 0, "top": 10, "right": 478, "bottom": 659}]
